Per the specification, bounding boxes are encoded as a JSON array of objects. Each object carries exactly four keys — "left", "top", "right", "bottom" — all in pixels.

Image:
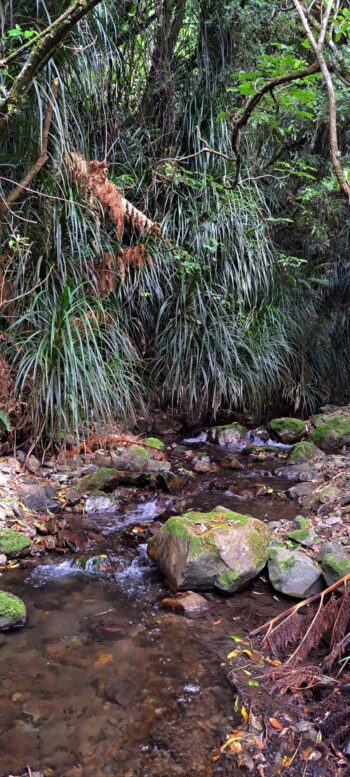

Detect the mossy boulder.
[
  {"left": 0, "top": 528, "right": 31, "bottom": 558},
  {"left": 310, "top": 412, "right": 346, "bottom": 428},
  {"left": 148, "top": 506, "right": 270, "bottom": 593},
  {"left": 309, "top": 416, "right": 350, "bottom": 451},
  {"left": 0, "top": 591, "right": 26, "bottom": 630},
  {"left": 287, "top": 516, "right": 318, "bottom": 547},
  {"left": 77, "top": 466, "right": 158, "bottom": 493},
  {"left": 268, "top": 417, "right": 306, "bottom": 444},
  {"left": 288, "top": 441, "right": 322, "bottom": 464},
  {"left": 268, "top": 547, "right": 323, "bottom": 598},
  {"left": 318, "top": 542, "right": 350, "bottom": 586},
  {"left": 208, "top": 423, "right": 246, "bottom": 447},
  {"left": 112, "top": 443, "right": 170, "bottom": 473}
]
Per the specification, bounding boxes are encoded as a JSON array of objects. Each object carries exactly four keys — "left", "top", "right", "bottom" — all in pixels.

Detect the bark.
[
  {"left": 0, "top": 0, "right": 105, "bottom": 138},
  {"left": 292, "top": 0, "right": 350, "bottom": 201}
]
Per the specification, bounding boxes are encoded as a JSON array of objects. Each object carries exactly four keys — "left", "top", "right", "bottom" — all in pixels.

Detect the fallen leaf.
[
  {"left": 230, "top": 635, "right": 243, "bottom": 643},
  {"left": 241, "top": 705, "right": 249, "bottom": 724},
  {"left": 269, "top": 717, "right": 284, "bottom": 731},
  {"left": 94, "top": 652, "right": 113, "bottom": 666}
]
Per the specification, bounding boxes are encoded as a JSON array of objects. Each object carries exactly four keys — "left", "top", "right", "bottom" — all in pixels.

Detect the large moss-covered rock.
[
  {"left": 318, "top": 542, "right": 350, "bottom": 586},
  {"left": 77, "top": 467, "right": 158, "bottom": 493},
  {"left": 208, "top": 423, "right": 245, "bottom": 447},
  {"left": 0, "top": 591, "right": 26, "bottom": 630},
  {"left": 268, "top": 417, "right": 306, "bottom": 444},
  {"left": 309, "top": 416, "right": 350, "bottom": 451},
  {"left": 0, "top": 528, "right": 31, "bottom": 558},
  {"left": 268, "top": 547, "right": 323, "bottom": 598},
  {"left": 148, "top": 506, "right": 270, "bottom": 593},
  {"left": 288, "top": 441, "right": 323, "bottom": 464}
]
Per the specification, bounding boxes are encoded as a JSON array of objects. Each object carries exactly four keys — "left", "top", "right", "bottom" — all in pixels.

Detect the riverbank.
[{"left": 0, "top": 407, "right": 350, "bottom": 775}]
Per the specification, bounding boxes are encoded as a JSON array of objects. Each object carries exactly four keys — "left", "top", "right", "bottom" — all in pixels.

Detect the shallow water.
[{"left": 0, "top": 442, "right": 295, "bottom": 777}]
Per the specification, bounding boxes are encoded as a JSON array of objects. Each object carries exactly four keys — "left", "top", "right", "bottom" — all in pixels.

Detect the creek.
[{"left": 0, "top": 436, "right": 298, "bottom": 777}]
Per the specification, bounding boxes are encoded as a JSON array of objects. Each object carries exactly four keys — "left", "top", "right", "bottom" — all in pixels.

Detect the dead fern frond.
[
  {"left": 268, "top": 664, "right": 331, "bottom": 695},
  {"left": 66, "top": 151, "right": 159, "bottom": 238}
]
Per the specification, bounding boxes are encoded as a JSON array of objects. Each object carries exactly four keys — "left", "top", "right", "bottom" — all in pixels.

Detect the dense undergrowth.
[{"left": 1, "top": 0, "right": 350, "bottom": 442}]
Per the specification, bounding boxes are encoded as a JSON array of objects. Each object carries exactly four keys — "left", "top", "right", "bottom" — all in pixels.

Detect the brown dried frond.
[
  {"left": 268, "top": 665, "right": 327, "bottom": 695},
  {"left": 117, "top": 244, "right": 154, "bottom": 281},
  {"left": 66, "top": 151, "right": 159, "bottom": 239},
  {"left": 93, "top": 253, "right": 117, "bottom": 295},
  {"left": 330, "top": 589, "right": 350, "bottom": 649},
  {"left": 287, "top": 595, "right": 341, "bottom": 668},
  {"left": 263, "top": 608, "right": 305, "bottom": 656}
]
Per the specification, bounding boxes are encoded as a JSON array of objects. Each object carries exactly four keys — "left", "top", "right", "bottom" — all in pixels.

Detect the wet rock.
[
  {"left": 0, "top": 590, "right": 26, "bottom": 630},
  {"left": 65, "top": 487, "right": 81, "bottom": 505},
  {"left": 93, "top": 450, "right": 113, "bottom": 468},
  {"left": 18, "top": 481, "right": 59, "bottom": 512},
  {"left": 193, "top": 453, "right": 216, "bottom": 473},
  {"left": 309, "top": 414, "right": 350, "bottom": 451},
  {"left": 242, "top": 444, "right": 278, "bottom": 456},
  {"left": 287, "top": 482, "right": 316, "bottom": 499},
  {"left": 208, "top": 423, "right": 245, "bottom": 447},
  {"left": 0, "top": 554, "right": 7, "bottom": 565},
  {"left": 288, "top": 441, "right": 324, "bottom": 464},
  {"left": 0, "top": 528, "right": 31, "bottom": 557},
  {"left": 318, "top": 542, "right": 350, "bottom": 586},
  {"left": 74, "top": 554, "right": 117, "bottom": 576},
  {"left": 85, "top": 493, "right": 117, "bottom": 513},
  {"left": 0, "top": 457, "right": 21, "bottom": 474},
  {"left": 219, "top": 455, "right": 243, "bottom": 469},
  {"left": 268, "top": 547, "right": 323, "bottom": 598},
  {"left": 148, "top": 506, "right": 270, "bottom": 593},
  {"left": 160, "top": 592, "right": 209, "bottom": 615},
  {"left": 268, "top": 417, "right": 306, "bottom": 444},
  {"left": 42, "top": 535, "right": 57, "bottom": 551}
]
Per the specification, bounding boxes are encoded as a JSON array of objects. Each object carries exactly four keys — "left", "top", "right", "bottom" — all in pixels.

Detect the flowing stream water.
[{"left": 0, "top": 439, "right": 297, "bottom": 777}]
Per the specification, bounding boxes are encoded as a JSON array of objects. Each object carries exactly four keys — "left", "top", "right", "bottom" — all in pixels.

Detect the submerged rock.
[
  {"left": 160, "top": 591, "right": 209, "bottom": 616},
  {"left": 85, "top": 493, "right": 117, "bottom": 513},
  {"left": 318, "top": 542, "right": 350, "bottom": 586},
  {"left": 0, "top": 590, "right": 26, "bottom": 630},
  {"left": 309, "top": 415, "right": 350, "bottom": 451},
  {"left": 268, "top": 547, "right": 323, "bottom": 598},
  {"left": 0, "top": 528, "right": 31, "bottom": 557},
  {"left": 268, "top": 417, "right": 306, "bottom": 444},
  {"left": 148, "top": 506, "right": 270, "bottom": 593},
  {"left": 77, "top": 467, "right": 158, "bottom": 493},
  {"left": 208, "top": 423, "right": 245, "bottom": 447}
]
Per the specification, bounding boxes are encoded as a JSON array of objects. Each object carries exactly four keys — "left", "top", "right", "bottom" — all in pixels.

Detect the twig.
[
  {"left": 250, "top": 572, "right": 350, "bottom": 637},
  {"left": 0, "top": 79, "right": 59, "bottom": 213}
]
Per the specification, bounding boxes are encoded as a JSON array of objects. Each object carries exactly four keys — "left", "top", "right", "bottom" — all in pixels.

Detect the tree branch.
[
  {"left": 0, "top": 0, "right": 105, "bottom": 138},
  {"left": 0, "top": 79, "right": 59, "bottom": 214},
  {"left": 292, "top": 0, "right": 350, "bottom": 200}
]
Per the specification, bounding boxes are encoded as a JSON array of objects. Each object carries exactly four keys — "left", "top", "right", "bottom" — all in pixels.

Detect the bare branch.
[
  {"left": 0, "top": 79, "right": 59, "bottom": 213},
  {"left": 292, "top": 0, "right": 350, "bottom": 200}
]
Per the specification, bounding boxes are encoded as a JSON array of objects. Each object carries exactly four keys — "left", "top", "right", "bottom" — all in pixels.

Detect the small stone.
[
  {"left": 193, "top": 454, "right": 214, "bottom": 473},
  {"left": 0, "top": 554, "right": 7, "bottom": 566},
  {"left": 65, "top": 488, "right": 81, "bottom": 505},
  {"left": 24, "top": 454, "right": 40, "bottom": 474},
  {"left": 160, "top": 592, "right": 209, "bottom": 616}
]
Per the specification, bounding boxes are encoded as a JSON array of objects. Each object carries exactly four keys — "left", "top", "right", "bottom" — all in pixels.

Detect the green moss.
[
  {"left": 129, "top": 444, "right": 149, "bottom": 461},
  {"left": 216, "top": 568, "right": 239, "bottom": 587},
  {"left": 0, "top": 591, "right": 26, "bottom": 627},
  {"left": 288, "top": 528, "right": 310, "bottom": 543},
  {"left": 269, "top": 548, "right": 295, "bottom": 572},
  {"left": 309, "top": 418, "right": 350, "bottom": 446},
  {"left": 243, "top": 444, "right": 278, "bottom": 454},
  {"left": 288, "top": 441, "right": 316, "bottom": 464},
  {"left": 269, "top": 417, "right": 305, "bottom": 435},
  {"left": 77, "top": 467, "right": 117, "bottom": 492},
  {"left": 145, "top": 437, "right": 165, "bottom": 451},
  {"left": 211, "top": 422, "right": 245, "bottom": 435},
  {"left": 295, "top": 515, "right": 312, "bottom": 529},
  {"left": 0, "top": 529, "right": 31, "bottom": 557},
  {"left": 310, "top": 412, "right": 346, "bottom": 428},
  {"left": 321, "top": 554, "right": 350, "bottom": 578}
]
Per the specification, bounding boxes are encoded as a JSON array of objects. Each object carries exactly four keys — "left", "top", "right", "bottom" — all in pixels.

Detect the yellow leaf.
[
  {"left": 12, "top": 692, "right": 23, "bottom": 702},
  {"left": 241, "top": 705, "right": 249, "bottom": 724},
  {"left": 282, "top": 756, "right": 292, "bottom": 767},
  {"left": 227, "top": 649, "right": 240, "bottom": 659},
  {"left": 264, "top": 657, "right": 282, "bottom": 667},
  {"left": 94, "top": 651, "right": 113, "bottom": 666}
]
